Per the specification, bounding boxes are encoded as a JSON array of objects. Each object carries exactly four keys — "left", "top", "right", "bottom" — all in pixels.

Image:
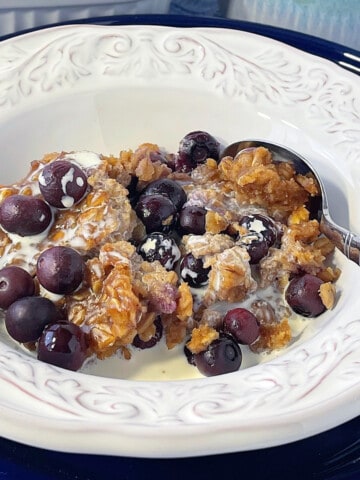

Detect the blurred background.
[{"left": 0, "top": 0, "right": 359, "bottom": 50}]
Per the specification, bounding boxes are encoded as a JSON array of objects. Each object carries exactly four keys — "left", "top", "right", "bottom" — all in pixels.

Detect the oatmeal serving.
[{"left": 0, "top": 131, "right": 340, "bottom": 376}]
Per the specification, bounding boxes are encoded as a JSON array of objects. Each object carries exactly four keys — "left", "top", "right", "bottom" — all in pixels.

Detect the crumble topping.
[{"left": 0, "top": 141, "right": 340, "bottom": 373}]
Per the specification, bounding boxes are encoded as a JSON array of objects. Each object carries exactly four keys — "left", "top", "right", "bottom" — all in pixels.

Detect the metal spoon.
[{"left": 221, "top": 139, "right": 360, "bottom": 265}]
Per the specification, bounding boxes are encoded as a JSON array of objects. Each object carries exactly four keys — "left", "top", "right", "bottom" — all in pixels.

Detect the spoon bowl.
[{"left": 221, "top": 140, "right": 360, "bottom": 265}]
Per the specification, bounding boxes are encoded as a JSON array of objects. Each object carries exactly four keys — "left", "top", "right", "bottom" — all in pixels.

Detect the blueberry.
[
  {"left": 194, "top": 334, "right": 242, "bottom": 376},
  {"left": 135, "top": 194, "right": 177, "bottom": 233},
  {"left": 237, "top": 214, "right": 278, "bottom": 263},
  {"left": 5, "top": 296, "right": 60, "bottom": 343},
  {"left": 237, "top": 232, "right": 270, "bottom": 264},
  {"left": 137, "top": 232, "right": 180, "bottom": 270},
  {"left": 175, "top": 131, "right": 220, "bottom": 172},
  {"left": 222, "top": 308, "right": 260, "bottom": 345},
  {"left": 178, "top": 205, "right": 206, "bottom": 235},
  {"left": 174, "top": 153, "right": 194, "bottom": 173},
  {"left": 285, "top": 273, "right": 326, "bottom": 317},
  {"left": 36, "top": 246, "right": 84, "bottom": 294},
  {"left": 179, "top": 253, "right": 210, "bottom": 288},
  {"left": 184, "top": 343, "right": 196, "bottom": 365},
  {"left": 39, "top": 160, "right": 88, "bottom": 209},
  {"left": 37, "top": 320, "right": 88, "bottom": 371},
  {"left": 0, "top": 266, "right": 35, "bottom": 309},
  {"left": 132, "top": 317, "right": 163, "bottom": 349},
  {"left": 140, "top": 178, "right": 186, "bottom": 211},
  {"left": 239, "top": 214, "right": 277, "bottom": 247},
  {"left": 126, "top": 175, "right": 139, "bottom": 206},
  {"left": 0, "top": 194, "right": 52, "bottom": 237}
]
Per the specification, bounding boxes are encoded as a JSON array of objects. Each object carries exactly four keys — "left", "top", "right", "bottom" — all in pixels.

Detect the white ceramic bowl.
[{"left": 0, "top": 24, "right": 359, "bottom": 457}]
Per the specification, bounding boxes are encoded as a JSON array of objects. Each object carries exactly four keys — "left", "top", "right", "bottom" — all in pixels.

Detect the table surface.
[{"left": 0, "top": 13, "right": 359, "bottom": 480}]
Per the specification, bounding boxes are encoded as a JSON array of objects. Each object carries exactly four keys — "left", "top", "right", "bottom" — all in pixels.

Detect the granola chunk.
[
  {"left": 219, "top": 147, "right": 316, "bottom": 219},
  {"left": 182, "top": 233, "right": 235, "bottom": 258},
  {"left": 259, "top": 207, "right": 332, "bottom": 288},
  {"left": 46, "top": 174, "right": 136, "bottom": 253},
  {"left": 186, "top": 324, "right": 220, "bottom": 354},
  {"left": 251, "top": 319, "right": 292, "bottom": 352},
  {"left": 203, "top": 246, "right": 257, "bottom": 305},
  {"left": 319, "top": 282, "right": 336, "bottom": 310},
  {"left": 119, "top": 143, "right": 172, "bottom": 186},
  {"left": 66, "top": 259, "right": 141, "bottom": 358}
]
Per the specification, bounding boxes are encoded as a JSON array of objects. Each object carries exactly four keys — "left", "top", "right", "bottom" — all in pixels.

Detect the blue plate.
[
  {"left": 0, "top": 14, "right": 359, "bottom": 480},
  {"left": 0, "top": 415, "right": 359, "bottom": 480}
]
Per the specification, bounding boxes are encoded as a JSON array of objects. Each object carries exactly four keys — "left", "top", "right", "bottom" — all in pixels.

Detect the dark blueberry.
[
  {"left": 0, "top": 194, "right": 52, "bottom": 237},
  {"left": 132, "top": 317, "right": 163, "bottom": 349},
  {"left": 126, "top": 175, "right": 139, "bottom": 206},
  {"left": 0, "top": 266, "right": 35, "bottom": 309},
  {"left": 39, "top": 160, "right": 88, "bottom": 209},
  {"left": 222, "top": 308, "right": 260, "bottom": 345},
  {"left": 179, "top": 253, "right": 210, "bottom": 288},
  {"left": 184, "top": 343, "right": 196, "bottom": 366},
  {"left": 140, "top": 179, "right": 187, "bottom": 211},
  {"left": 237, "top": 232, "right": 269, "bottom": 264},
  {"left": 5, "top": 296, "right": 60, "bottom": 343},
  {"left": 285, "top": 273, "right": 326, "bottom": 317},
  {"left": 239, "top": 213, "right": 278, "bottom": 247},
  {"left": 194, "top": 334, "right": 242, "bottom": 377},
  {"left": 175, "top": 131, "right": 220, "bottom": 172},
  {"left": 174, "top": 152, "right": 193, "bottom": 173},
  {"left": 135, "top": 194, "right": 177, "bottom": 233},
  {"left": 37, "top": 320, "right": 88, "bottom": 371},
  {"left": 36, "top": 246, "right": 84, "bottom": 294},
  {"left": 137, "top": 232, "right": 180, "bottom": 270},
  {"left": 178, "top": 205, "right": 206, "bottom": 235}
]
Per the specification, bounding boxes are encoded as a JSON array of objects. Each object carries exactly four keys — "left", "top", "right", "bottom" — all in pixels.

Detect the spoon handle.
[{"left": 320, "top": 216, "right": 360, "bottom": 264}]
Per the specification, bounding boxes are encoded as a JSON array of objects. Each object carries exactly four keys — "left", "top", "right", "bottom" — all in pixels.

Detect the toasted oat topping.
[
  {"left": 319, "top": 282, "right": 336, "bottom": 310},
  {"left": 186, "top": 324, "right": 220, "bottom": 354}
]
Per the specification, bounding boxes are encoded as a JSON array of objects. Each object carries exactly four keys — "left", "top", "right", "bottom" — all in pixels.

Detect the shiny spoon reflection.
[{"left": 221, "top": 140, "right": 360, "bottom": 265}]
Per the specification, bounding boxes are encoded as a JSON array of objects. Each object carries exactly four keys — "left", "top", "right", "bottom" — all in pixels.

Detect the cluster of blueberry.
[
  {"left": 128, "top": 133, "right": 256, "bottom": 374},
  {"left": 130, "top": 131, "right": 329, "bottom": 376},
  {"left": 185, "top": 307, "right": 262, "bottom": 377},
  {"left": 132, "top": 133, "right": 216, "bottom": 291},
  {"left": 0, "top": 160, "right": 90, "bottom": 371}
]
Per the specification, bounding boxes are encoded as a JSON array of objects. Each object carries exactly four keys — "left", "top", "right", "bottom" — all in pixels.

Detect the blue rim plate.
[{"left": 0, "top": 13, "right": 359, "bottom": 480}]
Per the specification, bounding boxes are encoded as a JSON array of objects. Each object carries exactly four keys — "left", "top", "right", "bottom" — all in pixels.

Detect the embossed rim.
[{"left": 0, "top": 24, "right": 359, "bottom": 457}]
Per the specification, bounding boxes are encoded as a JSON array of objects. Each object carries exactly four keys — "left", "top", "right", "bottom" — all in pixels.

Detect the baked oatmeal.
[{"left": 0, "top": 131, "right": 340, "bottom": 375}]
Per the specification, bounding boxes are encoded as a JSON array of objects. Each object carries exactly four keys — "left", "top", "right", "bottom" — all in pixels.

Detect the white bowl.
[{"left": 0, "top": 24, "right": 359, "bottom": 457}]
